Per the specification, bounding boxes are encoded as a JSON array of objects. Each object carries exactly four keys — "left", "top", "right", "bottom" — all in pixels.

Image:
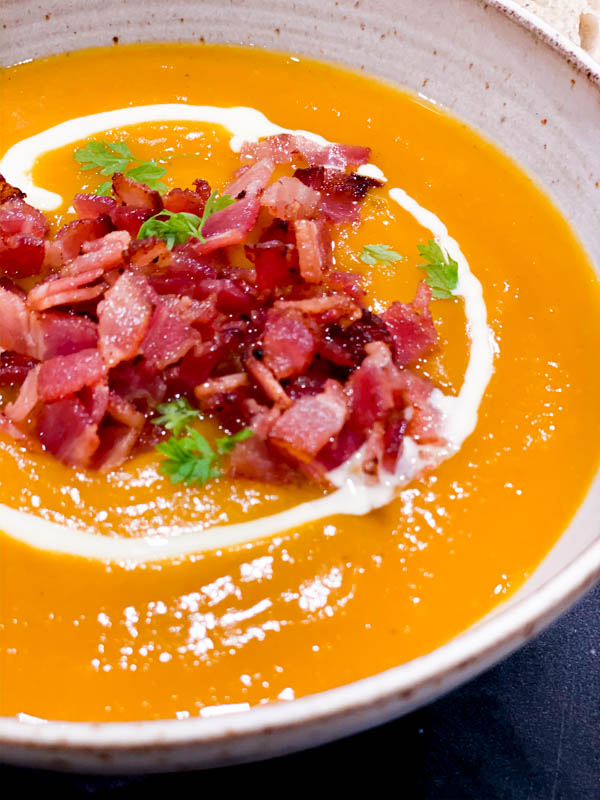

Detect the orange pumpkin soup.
[{"left": 0, "top": 43, "right": 598, "bottom": 721}]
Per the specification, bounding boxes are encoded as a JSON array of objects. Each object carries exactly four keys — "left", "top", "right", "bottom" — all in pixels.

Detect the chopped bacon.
[
  {"left": 0, "top": 234, "right": 46, "bottom": 278},
  {"left": 125, "top": 237, "right": 172, "bottom": 270},
  {"left": 241, "top": 133, "right": 370, "bottom": 170},
  {"left": 106, "top": 391, "right": 145, "bottom": 430},
  {"left": 38, "top": 395, "right": 100, "bottom": 467},
  {"left": 27, "top": 231, "right": 130, "bottom": 311},
  {"left": 0, "top": 411, "right": 28, "bottom": 441},
  {"left": 73, "top": 193, "right": 117, "bottom": 219},
  {"left": 295, "top": 167, "right": 380, "bottom": 223},
  {"left": 109, "top": 206, "right": 153, "bottom": 237},
  {"left": 0, "top": 286, "right": 35, "bottom": 356},
  {"left": 5, "top": 365, "right": 40, "bottom": 423},
  {"left": 194, "top": 372, "right": 248, "bottom": 398},
  {"left": 382, "top": 282, "right": 437, "bottom": 366},
  {"left": 246, "top": 355, "right": 292, "bottom": 408},
  {"left": 0, "top": 175, "right": 25, "bottom": 204},
  {"left": 261, "top": 176, "right": 320, "bottom": 221},
  {"left": 293, "top": 218, "right": 332, "bottom": 283},
  {"left": 274, "top": 293, "right": 359, "bottom": 322},
  {"left": 0, "top": 352, "right": 37, "bottom": 387},
  {"left": 226, "top": 159, "right": 274, "bottom": 198},
  {"left": 140, "top": 297, "right": 198, "bottom": 370},
  {"left": 55, "top": 216, "right": 114, "bottom": 262},
  {"left": 192, "top": 195, "right": 260, "bottom": 254},
  {"left": 94, "top": 424, "right": 139, "bottom": 471},
  {"left": 262, "top": 310, "right": 317, "bottom": 379},
  {"left": 229, "top": 433, "right": 294, "bottom": 483},
  {"left": 163, "top": 187, "right": 208, "bottom": 216},
  {"left": 97, "top": 272, "right": 153, "bottom": 367},
  {"left": 245, "top": 241, "right": 299, "bottom": 293},
  {"left": 30, "top": 312, "right": 98, "bottom": 360},
  {"left": 346, "top": 341, "right": 396, "bottom": 430},
  {"left": 37, "top": 348, "right": 107, "bottom": 403},
  {"left": 393, "top": 369, "right": 442, "bottom": 445},
  {"left": 0, "top": 197, "right": 49, "bottom": 239},
  {"left": 112, "top": 173, "right": 162, "bottom": 212},
  {"left": 269, "top": 379, "right": 348, "bottom": 461}
]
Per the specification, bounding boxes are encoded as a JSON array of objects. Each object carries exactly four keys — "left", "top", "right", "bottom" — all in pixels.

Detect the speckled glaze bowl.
[{"left": 0, "top": 0, "right": 599, "bottom": 773}]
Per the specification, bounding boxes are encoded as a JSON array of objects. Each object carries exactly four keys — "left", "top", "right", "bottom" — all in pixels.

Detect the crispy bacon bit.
[
  {"left": 38, "top": 395, "right": 100, "bottom": 467},
  {"left": 0, "top": 133, "right": 442, "bottom": 479},
  {"left": 245, "top": 241, "right": 299, "bottom": 293},
  {"left": 0, "top": 352, "right": 37, "bottom": 387},
  {"left": 37, "top": 349, "right": 107, "bottom": 403},
  {"left": 140, "top": 297, "right": 198, "bottom": 370},
  {"left": 0, "top": 175, "right": 25, "bottom": 204},
  {"left": 246, "top": 355, "right": 292, "bottom": 408},
  {"left": 28, "top": 231, "right": 130, "bottom": 312},
  {"left": 0, "top": 234, "right": 46, "bottom": 278},
  {"left": 294, "top": 218, "right": 332, "bottom": 283},
  {"left": 5, "top": 365, "right": 40, "bottom": 423},
  {"left": 295, "top": 166, "right": 380, "bottom": 223},
  {"left": 226, "top": 159, "right": 274, "bottom": 198},
  {"left": 194, "top": 372, "right": 248, "bottom": 398},
  {"left": 163, "top": 187, "right": 208, "bottom": 216},
  {"left": 382, "top": 282, "right": 437, "bottom": 366},
  {"left": 0, "top": 197, "right": 49, "bottom": 239},
  {"left": 98, "top": 272, "right": 153, "bottom": 368},
  {"left": 261, "top": 176, "right": 320, "bottom": 221},
  {"left": 269, "top": 380, "right": 348, "bottom": 461},
  {"left": 112, "top": 173, "right": 162, "bottom": 212},
  {"left": 262, "top": 310, "right": 317, "bottom": 379},
  {"left": 56, "top": 216, "right": 114, "bottom": 262},
  {"left": 241, "top": 134, "right": 370, "bottom": 170},
  {"left": 193, "top": 195, "right": 261, "bottom": 254}
]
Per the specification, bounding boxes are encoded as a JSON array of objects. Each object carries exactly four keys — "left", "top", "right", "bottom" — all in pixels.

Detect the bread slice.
[{"left": 514, "top": 0, "right": 600, "bottom": 59}]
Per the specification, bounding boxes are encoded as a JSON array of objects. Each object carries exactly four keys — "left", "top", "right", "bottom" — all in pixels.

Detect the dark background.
[{"left": 1, "top": 583, "right": 598, "bottom": 799}]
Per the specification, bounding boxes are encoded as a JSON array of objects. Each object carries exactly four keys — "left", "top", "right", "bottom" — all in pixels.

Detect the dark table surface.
[{"left": 2, "top": 583, "right": 598, "bottom": 799}]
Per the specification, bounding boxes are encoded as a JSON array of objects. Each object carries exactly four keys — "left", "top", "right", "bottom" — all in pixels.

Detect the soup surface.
[{"left": 0, "top": 44, "right": 599, "bottom": 722}]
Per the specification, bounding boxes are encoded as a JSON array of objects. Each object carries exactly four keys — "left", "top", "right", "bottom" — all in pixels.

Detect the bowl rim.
[{"left": 0, "top": 0, "right": 599, "bottom": 755}]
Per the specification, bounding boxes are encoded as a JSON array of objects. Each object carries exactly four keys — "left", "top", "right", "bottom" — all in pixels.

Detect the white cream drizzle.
[{"left": 0, "top": 105, "right": 496, "bottom": 563}]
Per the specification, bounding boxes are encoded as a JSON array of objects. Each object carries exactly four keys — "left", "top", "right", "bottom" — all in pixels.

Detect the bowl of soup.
[{"left": 0, "top": 0, "right": 598, "bottom": 773}]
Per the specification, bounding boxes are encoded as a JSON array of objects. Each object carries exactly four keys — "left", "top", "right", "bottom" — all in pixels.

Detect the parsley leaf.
[
  {"left": 137, "top": 210, "right": 205, "bottom": 250},
  {"left": 216, "top": 428, "right": 254, "bottom": 455},
  {"left": 73, "top": 139, "right": 167, "bottom": 194},
  {"left": 156, "top": 429, "right": 221, "bottom": 487},
  {"left": 151, "top": 398, "right": 199, "bottom": 437},
  {"left": 360, "top": 243, "right": 403, "bottom": 266},
  {"left": 125, "top": 161, "right": 168, "bottom": 192},
  {"left": 152, "top": 401, "right": 254, "bottom": 487},
  {"left": 417, "top": 240, "right": 459, "bottom": 299},
  {"left": 137, "top": 190, "right": 235, "bottom": 248},
  {"left": 74, "top": 140, "right": 133, "bottom": 175}
]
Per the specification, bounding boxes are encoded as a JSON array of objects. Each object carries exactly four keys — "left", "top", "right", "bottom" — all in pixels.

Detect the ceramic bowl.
[{"left": 0, "top": 0, "right": 599, "bottom": 773}]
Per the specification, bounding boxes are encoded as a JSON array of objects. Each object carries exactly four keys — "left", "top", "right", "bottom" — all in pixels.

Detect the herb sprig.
[
  {"left": 74, "top": 140, "right": 168, "bottom": 195},
  {"left": 417, "top": 240, "right": 459, "bottom": 299},
  {"left": 137, "top": 190, "right": 235, "bottom": 248},
  {"left": 360, "top": 243, "right": 403, "bottom": 266},
  {"left": 152, "top": 399, "right": 253, "bottom": 487}
]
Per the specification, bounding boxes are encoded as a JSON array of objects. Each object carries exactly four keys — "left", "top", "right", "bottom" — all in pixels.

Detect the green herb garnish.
[
  {"left": 151, "top": 398, "right": 200, "bottom": 437},
  {"left": 152, "top": 400, "right": 253, "bottom": 487},
  {"left": 360, "top": 243, "right": 403, "bottom": 266},
  {"left": 216, "top": 428, "right": 254, "bottom": 455},
  {"left": 137, "top": 190, "right": 235, "bottom": 249},
  {"left": 156, "top": 428, "right": 222, "bottom": 486},
  {"left": 137, "top": 210, "right": 206, "bottom": 249},
  {"left": 73, "top": 140, "right": 168, "bottom": 194},
  {"left": 417, "top": 240, "right": 458, "bottom": 299}
]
